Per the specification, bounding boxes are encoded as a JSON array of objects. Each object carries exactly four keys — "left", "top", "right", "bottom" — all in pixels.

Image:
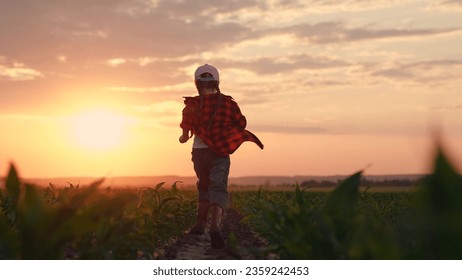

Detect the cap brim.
[{"left": 196, "top": 77, "right": 216, "bottom": 81}]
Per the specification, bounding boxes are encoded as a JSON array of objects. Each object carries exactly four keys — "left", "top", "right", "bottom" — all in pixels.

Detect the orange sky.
[{"left": 1, "top": 1, "right": 462, "bottom": 178}]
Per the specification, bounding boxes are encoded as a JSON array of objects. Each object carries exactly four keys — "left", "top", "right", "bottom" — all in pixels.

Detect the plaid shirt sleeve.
[
  {"left": 231, "top": 101, "right": 247, "bottom": 129},
  {"left": 180, "top": 97, "right": 199, "bottom": 131}
]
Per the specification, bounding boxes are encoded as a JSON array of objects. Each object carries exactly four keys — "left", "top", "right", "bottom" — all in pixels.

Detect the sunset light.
[{"left": 69, "top": 110, "right": 132, "bottom": 151}]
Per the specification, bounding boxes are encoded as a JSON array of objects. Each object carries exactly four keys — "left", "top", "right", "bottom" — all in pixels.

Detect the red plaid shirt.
[{"left": 180, "top": 93, "right": 264, "bottom": 155}]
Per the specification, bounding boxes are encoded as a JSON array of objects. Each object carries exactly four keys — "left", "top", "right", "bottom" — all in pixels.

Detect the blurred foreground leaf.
[{"left": 411, "top": 148, "right": 462, "bottom": 259}]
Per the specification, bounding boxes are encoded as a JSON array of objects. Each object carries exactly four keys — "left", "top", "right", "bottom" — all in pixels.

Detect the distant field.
[
  {"left": 228, "top": 184, "right": 418, "bottom": 193},
  {"left": 1, "top": 175, "right": 423, "bottom": 195},
  {"left": 0, "top": 173, "right": 425, "bottom": 189}
]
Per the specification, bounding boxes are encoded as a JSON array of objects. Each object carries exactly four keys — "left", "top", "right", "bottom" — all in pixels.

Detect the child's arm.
[
  {"left": 179, "top": 128, "right": 191, "bottom": 143},
  {"left": 179, "top": 97, "right": 196, "bottom": 143}
]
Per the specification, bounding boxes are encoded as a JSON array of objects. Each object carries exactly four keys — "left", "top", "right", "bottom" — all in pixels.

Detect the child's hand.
[{"left": 179, "top": 135, "right": 189, "bottom": 143}]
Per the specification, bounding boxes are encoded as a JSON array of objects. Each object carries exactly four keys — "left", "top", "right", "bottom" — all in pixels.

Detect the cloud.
[
  {"left": 371, "top": 60, "right": 462, "bottom": 83},
  {"left": 0, "top": 0, "right": 250, "bottom": 65},
  {"left": 56, "top": 56, "right": 67, "bottom": 63},
  {"left": 107, "top": 58, "right": 127, "bottom": 67},
  {"left": 428, "top": 0, "right": 462, "bottom": 10},
  {"left": 209, "top": 0, "right": 417, "bottom": 27},
  {"left": 442, "top": 0, "right": 462, "bottom": 5},
  {"left": 277, "top": 22, "right": 461, "bottom": 44},
  {"left": 154, "top": 0, "right": 261, "bottom": 18},
  {"left": 220, "top": 53, "right": 350, "bottom": 75},
  {"left": 0, "top": 61, "right": 43, "bottom": 81}
]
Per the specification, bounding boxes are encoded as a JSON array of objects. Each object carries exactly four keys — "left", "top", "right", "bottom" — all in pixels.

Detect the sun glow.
[{"left": 70, "top": 109, "right": 132, "bottom": 151}]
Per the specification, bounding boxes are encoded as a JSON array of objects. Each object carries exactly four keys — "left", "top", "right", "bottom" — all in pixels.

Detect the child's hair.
[{"left": 196, "top": 80, "right": 221, "bottom": 94}]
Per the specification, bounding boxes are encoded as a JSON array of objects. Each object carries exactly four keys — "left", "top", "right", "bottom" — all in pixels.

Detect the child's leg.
[
  {"left": 190, "top": 148, "right": 211, "bottom": 234},
  {"left": 192, "top": 148, "right": 211, "bottom": 202},
  {"left": 188, "top": 200, "right": 209, "bottom": 234},
  {"left": 209, "top": 204, "right": 225, "bottom": 249},
  {"left": 192, "top": 148, "right": 230, "bottom": 248},
  {"left": 208, "top": 153, "right": 230, "bottom": 249},
  {"left": 208, "top": 155, "right": 230, "bottom": 210}
]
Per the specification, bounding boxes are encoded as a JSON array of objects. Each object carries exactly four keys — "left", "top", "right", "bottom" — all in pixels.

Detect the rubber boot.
[
  {"left": 209, "top": 204, "right": 225, "bottom": 249},
  {"left": 188, "top": 200, "right": 209, "bottom": 235}
]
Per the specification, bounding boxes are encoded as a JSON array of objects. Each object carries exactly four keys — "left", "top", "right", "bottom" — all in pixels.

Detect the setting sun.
[{"left": 70, "top": 110, "right": 132, "bottom": 151}]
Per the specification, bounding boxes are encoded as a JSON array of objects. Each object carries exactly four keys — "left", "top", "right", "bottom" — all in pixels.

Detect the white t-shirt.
[{"left": 193, "top": 135, "right": 209, "bottom": 149}]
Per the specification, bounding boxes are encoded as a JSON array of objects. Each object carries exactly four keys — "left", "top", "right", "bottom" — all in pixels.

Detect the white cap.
[{"left": 194, "top": 64, "right": 219, "bottom": 81}]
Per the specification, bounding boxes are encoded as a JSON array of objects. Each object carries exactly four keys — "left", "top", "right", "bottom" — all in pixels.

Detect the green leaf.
[
  {"left": 325, "top": 171, "right": 362, "bottom": 217},
  {"left": 422, "top": 148, "right": 462, "bottom": 215},
  {"left": 414, "top": 147, "right": 462, "bottom": 259},
  {"left": 154, "top": 182, "right": 166, "bottom": 191},
  {"left": 0, "top": 213, "right": 18, "bottom": 259},
  {"left": 6, "top": 164, "right": 21, "bottom": 208}
]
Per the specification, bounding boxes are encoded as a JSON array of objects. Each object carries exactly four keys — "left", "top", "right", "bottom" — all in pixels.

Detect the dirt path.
[{"left": 162, "top": 208, "right": 267, "bottom": 260}]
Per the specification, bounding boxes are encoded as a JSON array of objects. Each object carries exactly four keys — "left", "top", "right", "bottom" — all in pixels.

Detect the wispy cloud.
[
  {"left": 107, "top": 58, "right": 126, "bottom": 67},
  {"left": 428, "top": 0, "right": 462, "bottom": 10},
  {"left": 371, "top": 60, "right": 462, "bottom": 83},
  {"left": 276, "top": 22, "right": 461, "bottom": 44},
  {"left": 220, "top": 53, "right": 350, "bottom": 75},
  {"left": 0, "top": 62, "right": 43, "bottom": 81}
]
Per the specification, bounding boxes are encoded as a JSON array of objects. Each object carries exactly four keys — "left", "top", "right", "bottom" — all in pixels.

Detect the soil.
[{"left": 161, "top": 208, "right": 268, "bottom": 260}]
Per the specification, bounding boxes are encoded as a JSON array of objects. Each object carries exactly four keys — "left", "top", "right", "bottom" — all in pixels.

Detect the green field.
[{"left": 1, "top": 148, "right": 461, "bottom": 259}]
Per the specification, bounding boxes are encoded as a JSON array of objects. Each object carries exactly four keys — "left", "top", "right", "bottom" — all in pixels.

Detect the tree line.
[{"left": 300, "top": 177, "right": 428, "bottom": 188}]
